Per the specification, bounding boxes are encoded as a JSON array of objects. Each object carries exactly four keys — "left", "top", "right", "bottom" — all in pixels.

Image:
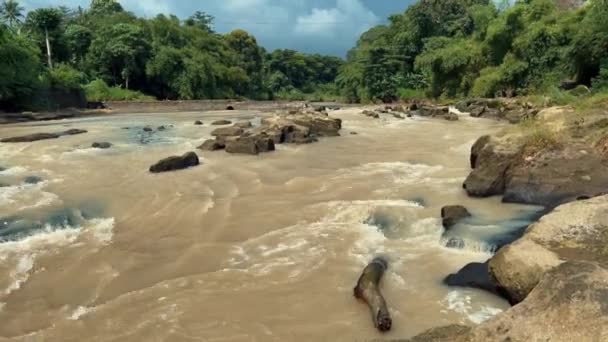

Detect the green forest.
[
  {"left": 1, "top": 0, "right": 608, "bottom": 111},
  {"left": 338, "top": 0, "right": 608, "bottom": 103},
  {"left": 0, "top": 0, "right": 343, "bottom": 110}
]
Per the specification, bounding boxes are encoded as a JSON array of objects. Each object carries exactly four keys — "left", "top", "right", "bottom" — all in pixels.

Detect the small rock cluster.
[{"left": 198, "top": 112, "right": 342, "bottom": 155}]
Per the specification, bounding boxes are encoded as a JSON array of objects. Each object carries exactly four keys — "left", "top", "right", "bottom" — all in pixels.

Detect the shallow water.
[{"left": 0, "top": 109, "right": 540, "bottom": 341}]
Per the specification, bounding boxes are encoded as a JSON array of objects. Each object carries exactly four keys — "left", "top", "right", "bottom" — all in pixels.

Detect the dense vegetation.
[
  {"left": 0, "top": 0, "right": 343, "bottom": 110},
  {"left": 337, "top": 0, "right": 608, "bottom": 103},
  {"left": 2, "top": 0, "right": 607, "bottom": 110}
]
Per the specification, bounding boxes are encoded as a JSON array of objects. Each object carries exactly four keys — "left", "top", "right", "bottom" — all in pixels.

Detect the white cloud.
[
  {"left": 21, "top": 0, "right": 396, "bottom": 56},
  {"left": 294, "top": 0, "right": 379, "bottom": 37}
]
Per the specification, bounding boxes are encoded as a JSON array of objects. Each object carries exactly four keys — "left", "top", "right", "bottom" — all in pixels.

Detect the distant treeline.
[
  {"left": 0, "top": 0, "right": 344, "bottom": 110},
  {"left": 336, "top": 0, "right": 608, "bottom": 103}
]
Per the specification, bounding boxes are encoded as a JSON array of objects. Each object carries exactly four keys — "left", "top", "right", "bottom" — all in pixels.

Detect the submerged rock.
[
  {"left": 211, "top": 120, "right": 232, "bottom": 125},
  {"left": 194, "top": 120, "right": 203, "bottom": 125},
  {"left": 92, "top": 142, "right": 112, "bottom": 149},
  {"left": 24, "top": 176, "right": 43, "bottom": 184},
  {"left": 1, "top": 133, "right": 60, "bottom": 142},
  {"left": 441, "top": 205, "right": 471, "bottom": 229},
  {"left": 444, "top": 261, "right": 505, "bottom": 299},
  {"left": 143, "top": 126, "right": 153, "bottom": 132},
  {"left": 149, "top": 152, "right": 200, "bottom": 173},
  {"left": 61, "top": 129, "right": 87, "bottom": 136},
  {"left": 1, "top": 129, "right": 87, "bottom": 143}
]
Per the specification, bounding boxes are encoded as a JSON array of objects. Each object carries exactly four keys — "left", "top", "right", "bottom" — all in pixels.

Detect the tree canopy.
[
  {"left": 0, "top": 0, "right": 344, "bottom": 110},
  {"left": 337, "top": 0, "right": 608, "bottom": 102}
]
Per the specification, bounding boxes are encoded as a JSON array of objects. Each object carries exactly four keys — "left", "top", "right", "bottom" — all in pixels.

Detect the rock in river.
[
  {"left": 92, "top": 142, "right": 112, "bottom": 149},
  {"left": 211, "top": 120, "right": 232, "bottom": 126},
  {"left": 225, "top": 135, "right": 275, "bottom": 155},
  {"left": 149, "top": 152, "right": 200, "bottom": 173},
  {"left": 198, "top": 139, "right": 225, "bottom": 151},
  {"left": 489, "top": 194, "right": 608, "bottom": 304},
  {"left": 441, "top": 205, "right": 471, "bottom": 229},
  {"left": 1, "top": 129, "right": 87, "bottom": 143},
  {"left": 211, "top": 126, "right": 244, "bottom": 138}
]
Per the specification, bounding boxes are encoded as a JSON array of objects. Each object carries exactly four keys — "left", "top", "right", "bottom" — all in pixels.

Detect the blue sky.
[{"left": 21, "top": 0, "right": 415, "bottom": 56}]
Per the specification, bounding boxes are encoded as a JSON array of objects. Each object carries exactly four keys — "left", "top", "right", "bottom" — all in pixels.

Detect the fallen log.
[{"left": 353, "top": 257, "right": 392, "bottom": 332}]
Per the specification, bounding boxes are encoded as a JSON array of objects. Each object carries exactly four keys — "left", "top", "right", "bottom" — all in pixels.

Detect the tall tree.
[
  {"left": 89, "top": 0, "right": 123, "bottom": 15},
  {"left": 0, "top": 0, "right": 24, "bottom": 28},
  {"left": 25, "top": 8, "right": 63, "bottom": 69}
]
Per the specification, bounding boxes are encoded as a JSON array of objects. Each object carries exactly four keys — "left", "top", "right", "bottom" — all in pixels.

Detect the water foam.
[
  {"left": 0, "top": 180, "right": 61, "bottom": 213},
  {"left": 443, "top": 289, "right": 503, "bottom": 324},
  {"left": 0, "top": 216, "right": 115, "bottom": 296}
]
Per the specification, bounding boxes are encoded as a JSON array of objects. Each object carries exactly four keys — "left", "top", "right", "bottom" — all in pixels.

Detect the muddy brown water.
[{"left": 0, "top": 109, "right": 539, "bottom": 341}]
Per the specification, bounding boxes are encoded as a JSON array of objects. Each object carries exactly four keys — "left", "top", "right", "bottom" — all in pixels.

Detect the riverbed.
[{"left": 0, "top": 108, "right": 540, "bottom": 341}]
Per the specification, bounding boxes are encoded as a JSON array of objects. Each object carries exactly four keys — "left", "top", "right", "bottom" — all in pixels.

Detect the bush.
[
  {"left": 84, "top": 79, "right": 153, "bottom": 101},
  {"left": 46, "top": 64, "right": 85, "bottom": 91},
  {"left": 398, "top": 88, "right": 426, "bottom": 100},
  {"left": 518, "top": 117, "right": 563, "bottom": 153}
]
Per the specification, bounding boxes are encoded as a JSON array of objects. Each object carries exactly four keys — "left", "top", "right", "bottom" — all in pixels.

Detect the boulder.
[
  {"left": 470, "top": 135, "right": 491, "bottom": 168},
  {"left": 408, "top": 103, "right": 419, "bottom": 111},
  {"left": 157, "top": 125, "right": 166, "bottom": 131},
  {"left": 412, "top": 261, "right": 608, "bottom": 342},
  {"left": 465, "top": 261, "right": 608, "bottom": 342},
  {"left": 194, "top": 120, "right": 203, "bottom": 125},
  {"left": 362, "top": 110, "right": 380, "bottom": 119},
  {"left": 149, "top": 152, "right": 200, "bottom": 173},
  {"left": 444, "top": 261, "right": 508, "bottom": 299},
  {"left": 489, "top": 195, "right": 608, "bottom": 303},
  {"left": 225, "top": 135, "right": 275, "bottom": 155},
  {"left": 24, "top": 176, "right": 43, "bottom": 184},
  {"left": 503, "top": 145, "right": 608, "bottom": 206},
  {"left": 226, "top": 105, "right": 235, "bottom": 110},
  {"left": 210, "top": 126, "right": 244, "bottom": 137},
  {"left": 143, "top": 126, "right": 153, "bottom": 132},
  {"left": 293, "top": 116, "right": 341, "bottom": 136},
  {"left": 198, "top": 139, "right": 225, "bottom": 151},
  {"left": 441, "top": 205, "right": 471, "bottom": 229},
  {"left": 444, "top": 113, "right": 459, "bottom": 121},
  {"left": 92, "top": 142, "right": 112, "bottom": 149},
  {"left": 463, "top": 136, "right": 521, "bottom": 198},
  {"left": 211, "top": 120, "right": 232, "bottom": 125},
  {"left": 405, "top": 325, "right": 471, "bottom": 342}
]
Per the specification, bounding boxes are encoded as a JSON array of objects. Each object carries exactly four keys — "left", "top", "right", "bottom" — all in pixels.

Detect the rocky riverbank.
[{"left": 409, "top": 104, "right": 608, "bottom": 341}]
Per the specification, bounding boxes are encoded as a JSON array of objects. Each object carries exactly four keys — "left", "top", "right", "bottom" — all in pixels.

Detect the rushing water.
[{"left": 0, "top": 108, "right": 540, "bottom": 341}]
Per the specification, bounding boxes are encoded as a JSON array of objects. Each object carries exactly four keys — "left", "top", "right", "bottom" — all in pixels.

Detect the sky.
[{"left": 21, "top": 0, "right": 416, "bottom": 57}]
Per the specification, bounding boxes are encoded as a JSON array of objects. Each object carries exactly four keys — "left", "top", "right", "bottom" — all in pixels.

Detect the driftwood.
[{"left": 354, "top": 257, "right": 392, "bottom": 332}]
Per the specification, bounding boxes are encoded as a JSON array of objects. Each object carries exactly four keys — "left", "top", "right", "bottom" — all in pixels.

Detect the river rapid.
[{"left": 0, "top": 108, "right": 540, "bottom": 341}]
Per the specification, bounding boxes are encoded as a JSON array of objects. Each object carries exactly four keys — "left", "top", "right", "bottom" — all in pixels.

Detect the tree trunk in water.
[
  {"left": 353, "top": 257, "right": 392, "bottom": 332},
  {"left": 45, "top": 27, "right": 53, "bottom": 69}
]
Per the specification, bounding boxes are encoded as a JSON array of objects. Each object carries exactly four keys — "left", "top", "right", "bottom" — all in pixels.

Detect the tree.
[
  {"left": 87, "top": 23, "right": 150, "bottom": 89},
  {"left": 184, "top": 11, "right": 214, "bottom": 33},
  {"left": 0, "top": 0, "right": 24, "bottom": 28},
  {"left": 25, "top": 8, "right": 63, "bottom": 69},
  {"left": 225, "top": 29, "right": 264, "bottom": 96},
  {"left": 64, "top": 24, "right": 92, "bottom": 65},
  {"left": 89, "top": 0, "right": 123, "bottom": 15},
  {"left": 0, "top": 26, "right": 41, "bottom": 109}
]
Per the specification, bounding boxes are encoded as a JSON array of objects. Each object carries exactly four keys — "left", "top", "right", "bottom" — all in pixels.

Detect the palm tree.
[{"left": 0, "top": 0, "right": 24, "bottom": 28}]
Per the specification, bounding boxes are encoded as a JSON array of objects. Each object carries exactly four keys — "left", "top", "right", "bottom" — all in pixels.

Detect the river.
[{"left": 0, "top": 108, "right": 540, "bottom": 341}]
